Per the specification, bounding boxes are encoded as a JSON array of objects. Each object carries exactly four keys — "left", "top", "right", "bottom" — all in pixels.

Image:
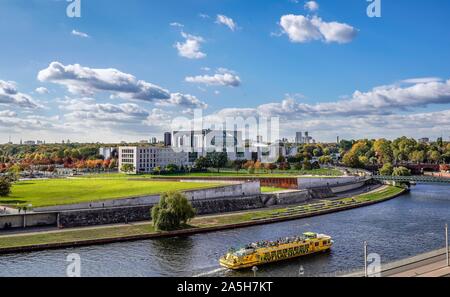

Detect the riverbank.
[{"left": 0, "top": 186, "right": 406, "bottom": 254}]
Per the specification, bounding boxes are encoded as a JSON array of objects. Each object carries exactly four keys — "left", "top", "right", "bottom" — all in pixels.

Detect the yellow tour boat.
[{"left": 219, "top": 232, "right": 333, "bottom": 270}]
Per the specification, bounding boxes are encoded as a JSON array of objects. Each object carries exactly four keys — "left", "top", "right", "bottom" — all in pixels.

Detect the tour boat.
[{"left": 219, "top": 232, "right": 333, "bottom": 270}]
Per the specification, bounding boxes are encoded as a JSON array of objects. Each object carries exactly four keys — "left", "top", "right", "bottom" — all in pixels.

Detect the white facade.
[{"left": 118, "top": 146, "right": 191, "bottom": 174}]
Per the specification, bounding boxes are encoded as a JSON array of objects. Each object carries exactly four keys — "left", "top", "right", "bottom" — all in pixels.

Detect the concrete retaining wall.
[
  {"left": 298, "top": 177, "right": 368, "bottom": 189},
  {"left": 330, "top": 181, "right": 366, "bottom": 194},
  {"left": 57, "top": 195, "right": 265, "bottom": 228},
  {"left": 0, "top": 213, "right": 57, "bottom": 230},
  {"left": 34, "top": 181, "right": 261, "bottom": 212}
]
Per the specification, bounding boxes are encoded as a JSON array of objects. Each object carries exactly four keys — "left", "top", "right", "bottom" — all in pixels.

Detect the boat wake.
[{"left": 193, "top": 267, "right": 228, "bottom": 277}]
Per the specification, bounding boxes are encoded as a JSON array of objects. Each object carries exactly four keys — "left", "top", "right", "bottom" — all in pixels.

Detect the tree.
[
  {"left": 165, "top": 164, "right": 179, "bottom": 173},
  {"left": 151, "top": 191, "right": 196, "bottom": 231},
  {"left": 428, "top": 151, "right": 441, "bottom": 164},
  {"left": 373, "top": 139, "right": 393, "bottom": 164},
  {"left": 392, "top": 166, "right": 411, "bottom": 176},
  {"left": 0, "top": 177, "right": 11, "bottom": 197},
  {"left": 120, "top": 164, "right": 135, "bottom": 174},
  {"left": 208, "top": 152, "right": 228, "bottom": 173},
  {"left": 7, "top": 164, "right": 21, "bottom": 181},
  {"left": 379, "top": 162, "right": 394, "bottom": 176},
  {"left": 194, "top": 156, "right": 210, "bottom": 170}
]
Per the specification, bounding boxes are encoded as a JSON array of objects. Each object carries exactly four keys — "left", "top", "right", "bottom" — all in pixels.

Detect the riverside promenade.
[{"left": 344, "top": 248, "right": 450, "bottom": 277}]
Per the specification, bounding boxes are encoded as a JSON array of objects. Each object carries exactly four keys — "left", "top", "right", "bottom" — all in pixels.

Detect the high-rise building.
[
  {"left": 164, "top": 132, "right": 172, "bottom": 147},
  {"left": 295, "top": 132, "right": 303, "bottom": 144}
]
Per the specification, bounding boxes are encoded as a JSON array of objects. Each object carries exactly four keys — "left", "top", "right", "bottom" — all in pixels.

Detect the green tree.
[
  {"left": 7, "top": 164, "right": 21, "bottom": 181},
  {"left": 0, "top": 177, "right": 11, "bottom": 197},
  {"left": 379, "top": 162, "right": 394, "bottom": 176},
  {"left": 427, "top": 151, "right": 441, "bottom": 164},
  {"left": 392, "top": 166, "right": 411, "bottom": 176},
  {"left": 120, "top": 164, "right": 135, "bottom": 174},
  {"left": 194, "top": 156, "right": 210, "bottom": 170},
  {"left": 151, "top": 191, "right": 196, "bottom": 231},
  {"left": 166, "top": 164, "right": 179, "bottom": 173},
  {"left": 373, "top": 139, "right": 393, "bottom": 164},
  {"left": 208, "top": 152, "right": 228, "bottom": 173}
]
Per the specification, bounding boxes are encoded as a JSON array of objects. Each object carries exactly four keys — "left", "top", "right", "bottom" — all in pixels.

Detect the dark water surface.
[{"left": 1, "top": 184, "right": 449, "bottom": 277}]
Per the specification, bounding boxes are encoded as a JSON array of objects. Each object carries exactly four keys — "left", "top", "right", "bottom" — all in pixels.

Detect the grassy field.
[
  {"left": 1, "top": 179, "right": 220, "bottom": 208},
  {"left": 261, "top": 187, "right": 288, "bottom": 193},
  {"left": 81, "top": 168, "right": 343, "bottom": 179},
  {"left": 0, "top": 186, "right": 405, "bottom": 250}
]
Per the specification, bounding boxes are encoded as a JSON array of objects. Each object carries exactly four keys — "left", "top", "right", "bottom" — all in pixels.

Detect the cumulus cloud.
[
  {"left": 0, "top": 80, "right": 40, "bottom": 109},
  {"left": 35, "top": 87, "right": 49, "bottom": 94},
  {"left": 185, "top": 68, "right": 241, "bottom": 87},
  {"left": 256, "top": 78, "right": 450, "bottom": 117},
  {"left": 60, "top": 98, "right": 150, "bottom": 124},
  {"left": 71, "top": 30, "right": 90, "bottom": 38},
  {"left": 175, "top": 32, "right": 206, "bottom": 59},
  {"left": 216, "top": 14, "right": 238, "bottom": 31},
  {"left": 157, "top": 93, "right": 208, "bottom": 109},
  {"left": 304, "top": 1, "right": 319, "bottom": 12},
  {"left": 38, "top": 62, "right": 171, "bottom": 101},
  {"left": 279, "top": 14, "right": 357, "bottom": 44}
]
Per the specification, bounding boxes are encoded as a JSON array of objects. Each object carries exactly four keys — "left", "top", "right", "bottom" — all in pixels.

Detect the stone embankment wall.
[{"left": 57, "top": 195, "right": 265, "bottom": 228}]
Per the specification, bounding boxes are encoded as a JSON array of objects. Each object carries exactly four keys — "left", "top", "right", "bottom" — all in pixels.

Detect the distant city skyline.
[{"left": 1, "top": 0, "right": 450, "bottom": 143}]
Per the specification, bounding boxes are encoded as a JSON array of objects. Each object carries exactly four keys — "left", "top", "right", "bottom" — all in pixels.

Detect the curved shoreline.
[{"left": 0, "top": 187, "right": 407, "bottom": 255}]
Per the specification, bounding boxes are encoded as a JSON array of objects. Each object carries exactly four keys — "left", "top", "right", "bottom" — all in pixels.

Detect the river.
[{"left": 0, "top": 184, "right": 449, "bottom": 277}]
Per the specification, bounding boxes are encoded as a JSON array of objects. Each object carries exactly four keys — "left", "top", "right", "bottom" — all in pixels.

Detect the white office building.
[{"left": 118, "top": 146, "right": 192, "bottom": 174}]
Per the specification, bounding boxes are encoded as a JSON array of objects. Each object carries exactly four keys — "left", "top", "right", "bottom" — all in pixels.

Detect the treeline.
[
  {"left": 0, "top": 143, "right": 117, "bottom": 173},
  {"left": 340, "top": 137, "right": 449, "bottom": 169}
]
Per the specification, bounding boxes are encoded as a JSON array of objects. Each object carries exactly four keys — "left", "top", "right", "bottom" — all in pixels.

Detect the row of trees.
[{"left": 341, "top": 137, "right": 449, "bottom": 169}]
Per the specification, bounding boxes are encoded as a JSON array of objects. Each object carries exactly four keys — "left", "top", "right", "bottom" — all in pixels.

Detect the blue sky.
[{"left": 0, "top": 0, "right": 449, "bottom": 143}]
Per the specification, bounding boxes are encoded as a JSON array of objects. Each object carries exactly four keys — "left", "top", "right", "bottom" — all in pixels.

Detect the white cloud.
[
  {"left": 60, "top": 98, "right": 150, "bottom": 124},
  {"left": 185, "top": 68, "right": 241, "bottom": 87},
  {"left": 175, "top": 32, "right": 206, "bottom": 59},
  {"left": 304, "top": 1, "right": 319, "bottom": 12},
  {"left": 157, "top": 93, "right": 208, "bottom": 109},
  {"left": 216, "top": 14, "right": 238, "bottom": 31},
  {"left": 0, "top": 80, "right": 40, "bottom": 109},
  {"left": 71, "top": 30, "right": 90, "bottom": 38},
  {"left": 38, "top": 62, "right": 171, "bottom": 101},
  {"left": 170, "top": 22, "right": 184, "bottom": 28},
  {"left": 35, "top": 87, "right": 49, "bottom": 94},
  {"left": 256, "top": 78, "right": 450, "bottom": 117},
  {"left": 280, "top": 14, "right": 357, "bottom": 44}
]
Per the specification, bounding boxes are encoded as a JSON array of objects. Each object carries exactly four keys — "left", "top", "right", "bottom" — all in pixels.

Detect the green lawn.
[
  {"left": 81, "top": 168, "right": 343, "bottom": 179},
  {"left": 1, "top": 179, "right": 220, "bottom": 208},
  {"left": 261, "top": 187, "right": 287, "bottom": 193}
]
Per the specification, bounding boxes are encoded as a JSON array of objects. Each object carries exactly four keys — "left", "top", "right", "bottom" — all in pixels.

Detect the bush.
[
  {"left": 0, "top": 177, "right": 11, "bottom": 197},
  {"left": 151, "top": 191, "right": 196, "bottom": 231}
]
